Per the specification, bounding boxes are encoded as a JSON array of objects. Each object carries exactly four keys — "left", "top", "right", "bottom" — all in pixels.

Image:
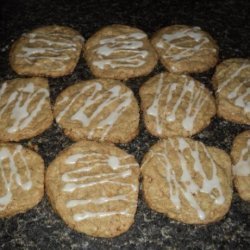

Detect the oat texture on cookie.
[
  {"left": 0, "top": 77, "right": 53, "bottom": 141},
  {"left": 9, "top": 25, "right": 84, "bottom": 77},
  {"left": 140, "top": 72, "right": 216, "bottom": 138},
  {"left": 231, "top": 131, "right": 250, "bottom": 201},
  {"left": 84, "top": 24, "right": 158, "bottom": 79},
  {"left": 151, "top": 25, "right": 218, "bottom": 73},
  {"left": 0, "top": 143, "right": 44, "bottom": 218},
  {"left": 53, "top": 79, "right": 139, "bottom": 143},
  {"left": 46, "top": 140, "right": 140, "bottom": 237},
  {"left": 141, "top": 137, "right": 232, "bottom": 224},
  {"left": 212, "top": 58, "right": 250, "bottom": 125}
]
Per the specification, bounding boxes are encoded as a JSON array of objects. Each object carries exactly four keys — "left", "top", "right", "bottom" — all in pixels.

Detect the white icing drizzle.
[
  {"left": 0, "top": 145, "right": 32, "bottom": 211},
  {"left": 228, "top": 81, "right": 250, "bottom": 113},
  {"left": 181, "top": 81, "right": 208, "bottom": 131},
  {"left": 62, "top": 170, "right": 132, "bottom": 192},
  {"left": 61, "top": 152, "right": 137, "bottom": 221},
  {"left": 147, "top": 138, "right": 225, "bottom": 220},
  {"left": 217, "top": 63, "right": 250, "bottom": 114},
  {"left": 233, "top": 138, "right": 250, "bottom": 176},
  {"left": 0, "top": 82, "right": 49, "bottom": 133},
  {"left": 16, "top": 31, "right": 83, "bottom": 70},
  {"left": 73, "top": 209, "right": 132, "bottom": 222},
  {"left": 56, "top": 82, "right": 132, "bottom": 141},
  {"left": 147, "top": 73, "right": 165, "bottom": 134},
  {"left": 93, "top": 32, "right": 148, "bottom": 69},
  {"left": 158, "top": 142, "right": 181, "bottom": 209},
  {"left": 66, "top": 195, "right": 129, "bottom": 208},
  {"left": 146, "top": 74, "right": 208, "bottom": 134},
  {"left": 217, "top": 64, "right": 250, "bottom": 93},
  {"left": 156, "top": 26, "right": 215, "bottom": 66},
  {"left": 0, "top": 82, "right": 7, "bottom": 99},
  {"left": 56, "top": 95, "right": 69, "bottom": 105}
]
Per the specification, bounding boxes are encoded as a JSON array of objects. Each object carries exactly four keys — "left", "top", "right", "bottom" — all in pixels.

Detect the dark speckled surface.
[{"left": 0, "top": 0, "right": 250, "bottom": 249}]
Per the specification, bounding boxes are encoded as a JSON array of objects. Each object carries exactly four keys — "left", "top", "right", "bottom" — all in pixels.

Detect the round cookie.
[
  {"left": 0, "top": 143, "right": 44, "bottom": 218},
  {"left": 46, "top": 140, "right": 140, "bottom": 237},
  {"left": 231, "top": 131, "right": 250, "bottom": 201},
  {"left": 0, "top": 77, "right": 53, "bottom": 141},
  {"left": 9, "top": 25, "right": 84, "bottom": 78},
  {"left": 141, "top": 137, "right": 232, "bottom": 224},
  {"left": 53, "top": 79, "right": 139, "bottom": 143},
  {"left": 151, "top": 25, "right": 218, "bottom": 73},
  {"left": 84, "top": 24, "right": 158, "bottom": 80},
  {"left": 212, "top": 58, "right": 250, "bottom": 125},
  {"left": 139, "top": 72, "right": 216, "bottom": 138}
]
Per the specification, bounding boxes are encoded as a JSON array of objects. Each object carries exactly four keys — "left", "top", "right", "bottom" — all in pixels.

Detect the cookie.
[
  {"left": 0, "top": 143, "right": 44, "bottom": 218},
  {"left": 9, "top": 25, "right": 84, "bottom": 77},
  {"left": 212, "top": 58, "right": 250, "bottom": 125},
  {"left": 0, "top": 77, "right": 53, "bottom": 141},
  {"left": 139, "top": 72, "right": 216, "bottom": 138},
  {"left": 141, "top": 137, "right": 232, "bottom": 224},
  {"left": 231, "top": 131, "right": 250, "bottom": 201},
  {"left": 84, "top": 24, "right": 158, "bottom": 80},
  {"left": 53, "top": 79, "right": 139, "bottom": 143},
  {"left": 151, "top": 25, "right": 218, "bottom": 73},
  {"left": 46, "top": 140, "right": 139, "bottom": 237}
]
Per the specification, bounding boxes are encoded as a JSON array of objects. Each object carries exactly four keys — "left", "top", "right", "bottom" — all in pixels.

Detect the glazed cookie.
[
  {"left": 141, "top": 137, "right": 232, "bottom": 224},
  {"left": 212, "top": 58, "right": 250, "bottom": 125},
  {"left": 46, "top": 140, "right": 140, "bottom": 237},
  {"left": 231, "top": 131, "right": 250, "bottom": 201},
  {"left": 0, "top": 143, "right": 44, "bottom": 218},
  {"left": 84, "top": 24, "right": 158, "bottom": 79},
  {"left": 139, "top": 72, "right": 216, "bottom": 138},
  {"left": 0, "top": 77, "right": 53, "bottom": 141},
  {"left": 54, "top": 79, "right": 139, "bottom": 143},
  {"left": 151, "top": 25, "right": 218, "bottom": 73},
  {"left": 9, "top": 25, "right": 84, "bottom": 77}
]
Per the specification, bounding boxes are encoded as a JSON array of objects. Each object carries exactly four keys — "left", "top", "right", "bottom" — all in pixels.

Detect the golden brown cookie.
[
  {"left": 231, "top": 131, "right": 250, "bottom": 201},
  {"left": 0, "top": 77, "right": 53, "bottom": 141},
  {"left": 46, "top": 140, "right": 140, "bottom": 237},
  {"left": 151, "top": 25, "right": 218, "bottom": 73},
  {"left": 141, "top": 137, "right": 232, "bottom": 224},
  {"left": 0, "top": 143, "right": 44, "bottom": 218},
  {"left": 9, "top": 25, "right": 84, "bottom": 77},
  {"left": 212, "top": 58, "right": 250, "bottom": 125},
  {"left": 53, "top": 79, "right": 139, "bottom": 143},
  {"left": 84, "top": 24, "right": 158, "bottom": 80},
  {"left": 139, "top": 72, "right": 216, "bottom": 138}
]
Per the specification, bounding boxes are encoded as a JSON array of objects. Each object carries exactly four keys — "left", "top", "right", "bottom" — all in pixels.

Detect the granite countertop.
[{"left": 0, "top": 0, "right": 249, "bottom": 249}]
